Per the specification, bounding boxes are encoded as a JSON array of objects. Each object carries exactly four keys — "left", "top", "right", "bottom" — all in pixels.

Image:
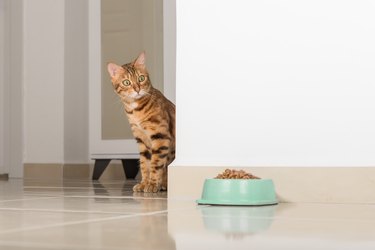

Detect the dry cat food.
[{"left": 215, "top": 169, "right": 260, "bottom": 179}]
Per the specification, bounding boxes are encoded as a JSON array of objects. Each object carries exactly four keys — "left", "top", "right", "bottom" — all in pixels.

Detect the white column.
[
  {"left": 23, "top": 0, "right": 90, "bottom": 166},
  {"left": 0, "top": 0, "right": 6, "bottom": 174},
  {"left": 23, "top": 0, "right": 65, "bottom": 164},
  {"left": 64, "top": 0, "right": 89, "bottom": 164},
  {"left": 163, "top": 0, "right": 176, "bottom": 103},
  {"left": 8, "top": 0, "right": 24, "bottom": 177}
]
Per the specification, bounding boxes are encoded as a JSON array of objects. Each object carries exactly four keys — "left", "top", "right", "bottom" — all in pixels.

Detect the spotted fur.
[{"left": 107, "top": 52, "right": 175, "bottom": 193}]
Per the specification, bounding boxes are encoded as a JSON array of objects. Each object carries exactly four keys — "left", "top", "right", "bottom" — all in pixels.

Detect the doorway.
[
  {"left": 101, "top": 0, "right": 164, "bottom": 140},
  {"left": 89, "top": 0, "right": 176, "bottom": 158}
]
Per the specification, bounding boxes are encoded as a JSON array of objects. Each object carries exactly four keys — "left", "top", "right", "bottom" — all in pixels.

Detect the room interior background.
[{"left": 0, "top": 0, "right": 374, "bottom": 203}]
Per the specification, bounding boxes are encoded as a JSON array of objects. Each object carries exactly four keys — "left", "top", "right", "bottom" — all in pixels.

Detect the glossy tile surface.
[{"left": 0, "top": 179, "right": 374, "bottom": 249}]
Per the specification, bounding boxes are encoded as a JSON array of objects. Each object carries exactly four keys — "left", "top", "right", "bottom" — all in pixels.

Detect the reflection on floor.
[{"left": 0, "top": 179, "right": 374, "bottom": 249}]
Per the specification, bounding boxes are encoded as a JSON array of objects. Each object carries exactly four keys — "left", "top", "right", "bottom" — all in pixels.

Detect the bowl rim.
[
  {"left": 196, "top": 199, "right": 278, "bottom": 206},
  {"left": 204, "top": 178, "right": 272, "bottom": 181}
]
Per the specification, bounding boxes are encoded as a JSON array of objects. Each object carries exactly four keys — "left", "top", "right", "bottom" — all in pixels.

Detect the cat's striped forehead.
[{"left": 122, "top": 63, "right": 143, "bottom": 77}]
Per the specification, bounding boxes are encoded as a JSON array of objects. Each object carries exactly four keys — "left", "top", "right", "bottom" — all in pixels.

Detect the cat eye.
[
  {"left": 138, "top": 75, "right": 145, "bottom": 82},
  {"left": 122, "top": 79, "right": 131, "bottom": 86}
]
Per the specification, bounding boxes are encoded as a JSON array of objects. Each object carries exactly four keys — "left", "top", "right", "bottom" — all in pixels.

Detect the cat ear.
[
  {"left": 107, "top": 63, "right": 122, "bottom": 78},
  {"left": 134, "top": 51, "right": 146, "bottom": 68}
]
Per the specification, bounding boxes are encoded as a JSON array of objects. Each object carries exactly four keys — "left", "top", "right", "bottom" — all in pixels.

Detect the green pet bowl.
[{"left": 196, "top": 179, "right": 278, "bottom": 206}]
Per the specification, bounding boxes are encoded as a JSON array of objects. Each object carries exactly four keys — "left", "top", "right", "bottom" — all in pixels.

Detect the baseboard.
[
  {"left": 0, "top": 174, "right": 9, "bottom": 181},
  {"left": 63, "top": 164, "right": 91, "bottom": 180},
  {"left": 24, "top": 162, "right": 127, "bottom": 180},
  {"left": 24, "top": 164, "right": 64, "bottom": 179},
  {"left": 168, "top": 166, "right": 375, "bottom": 203}
]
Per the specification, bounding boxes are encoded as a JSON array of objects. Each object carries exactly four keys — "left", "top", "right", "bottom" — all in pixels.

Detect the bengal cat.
[{"left": 107, "top": 52, "right": 175, "bottom": 193}]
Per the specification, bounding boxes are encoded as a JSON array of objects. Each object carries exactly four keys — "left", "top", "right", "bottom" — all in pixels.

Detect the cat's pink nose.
[{"left": 133, "top": 84, "right": 141, "bottom": 93}]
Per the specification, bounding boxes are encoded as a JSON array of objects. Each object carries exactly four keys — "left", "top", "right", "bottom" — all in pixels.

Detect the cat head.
[{"left": 107, "top": 52, "right": 152, "bottom": 100}]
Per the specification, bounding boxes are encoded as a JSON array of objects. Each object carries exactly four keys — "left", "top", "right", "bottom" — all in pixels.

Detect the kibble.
[{"left": 215, "top": 169, "right": 260, "bottom": 179}]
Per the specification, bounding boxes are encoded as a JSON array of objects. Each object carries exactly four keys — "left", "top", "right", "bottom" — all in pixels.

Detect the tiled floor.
[{"left": 0, "top": 179, "right": 374, "bottom": 249}]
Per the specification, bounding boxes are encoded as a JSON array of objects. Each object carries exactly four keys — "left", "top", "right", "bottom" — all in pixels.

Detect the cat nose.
[{"left": 133, "top": 84, "right": 140, "bottom": 93}]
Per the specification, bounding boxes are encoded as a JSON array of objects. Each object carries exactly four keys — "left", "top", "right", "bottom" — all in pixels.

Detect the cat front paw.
[
  {"left": 144, "top": 183, "right": 161, "bottom": 193},
  {"left": 133, "top": 182, "right": 146, "bottom": 192}
]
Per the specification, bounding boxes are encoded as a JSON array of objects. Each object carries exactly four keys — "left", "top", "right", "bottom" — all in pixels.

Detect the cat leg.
[
  {"left": 144, "top": 134, "right": 171, "bottom": 193},
  {"left": 144, "top": 159, "right": 165, "bottom": 193},
  {"left": 133, "top": 138, "right": 151, "bottom": 192},
  {"left": 161, "top": 166, "right": 168, "bottom": 191}
]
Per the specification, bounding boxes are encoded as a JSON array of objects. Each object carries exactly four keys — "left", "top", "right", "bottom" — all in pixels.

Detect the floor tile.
[
  {"left": 0, "top": 209, "right": 116, "bottom": 234},
  {"left": 0, "top": 179, "right": 374, "bottom": 249}
]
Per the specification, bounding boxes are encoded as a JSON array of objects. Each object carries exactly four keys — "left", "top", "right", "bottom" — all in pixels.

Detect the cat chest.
[
  {"left": 130, "top": 119, "right": 152, "bottom": 147},
  {"left": 130, "top": 102, "right": 139, "bottom": 109},
  {"left": 129, "top": 117, "right": 149, "bottom": 136}
]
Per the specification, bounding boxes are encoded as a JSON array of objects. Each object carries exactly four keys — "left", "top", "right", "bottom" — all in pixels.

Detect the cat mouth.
[
  {"left": 134, "top": 90, "right": 149, "bottom": 99},
  {"left": 133, "top": 93, "right": 144, "bottom": 99}
]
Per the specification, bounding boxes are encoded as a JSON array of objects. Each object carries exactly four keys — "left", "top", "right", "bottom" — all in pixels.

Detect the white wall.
[
  {"left": 23, "top": 0, "right": 89, "bottom": 164},
  {"left": 175, "top": 0, "right": 375, "bottom": 167},
  {"left": 23, "top": 0, "right": 65, "bottom": 163},
  {"left": 163, "top": 0, "right": 176, "bottom": 103}
]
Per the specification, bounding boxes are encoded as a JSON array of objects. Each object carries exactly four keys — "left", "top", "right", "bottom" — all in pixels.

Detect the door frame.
[
  {"left": 88, "top": 0, "right": 176, "bottom": 159},
  {"left": 0, "top": 0, "right": 6, "bottom": 175},
  {"left": 0, "top": 0, "right": 23, "bottom": 178}
]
